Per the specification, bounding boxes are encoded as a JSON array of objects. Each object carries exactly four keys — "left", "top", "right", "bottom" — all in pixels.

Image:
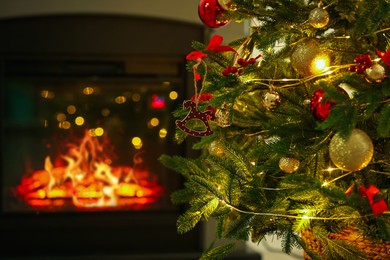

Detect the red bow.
[
  {"left": 360, "top": 185, "right": 389, "bottom": 215},
  {"left": 376, "top": 49, "right": 390, "bottom": 66},
  {"left": 186, "top": 34, "right": 236, "bottom": 61}
]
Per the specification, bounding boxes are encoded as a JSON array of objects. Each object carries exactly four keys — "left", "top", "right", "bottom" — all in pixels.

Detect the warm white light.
[
  {"left": 131, "top": 137, "right": 143, "bottom": 149},
  {"left": 75, "top": 116, "right": 84, "bottom": 126},
  {"left": 83, "top": 87, "right": 94, "bottom": 95},
  {"left": 150, "top": 118, "right": 160, "bottom": 127},
  {"left": 159, "top": 128, "right": 168, "bottom": 138},
  {"left": 67, "top": 105, "right": 76, "bottom": 114},
  {"left": 115, "top": 96, "right": 126, "bottom": 104},
  {"left": 311, "top": 54, "right": 330, "bottom": 74},
  {"left": 56, "top": 113, "right": 66, "bottom": 122},
  {"left": 59, "top": 121, "right": 71, "bottom": 129},
  {"left": 41, "top": 90, "right": 55, "bottom": 99},
  {"left": 95, "top": 127, "right": 104, "bottom": 136},
  {"left": 169, "top": 91, "right": 178, "bottom": 100}
]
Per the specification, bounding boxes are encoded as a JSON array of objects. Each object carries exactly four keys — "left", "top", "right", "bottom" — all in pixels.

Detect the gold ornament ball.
[
  {"left": 279, "top": 157, "right": 300, "bottom": 173},
  {"left": 365, "top": 63, "right": 386, "bottom": 82},
  {"left": 329, "top": 128, "right": 374, "bottom": 172},
  {"left": 208, "top": 141, "right": 225, "bottom": 157},
  {"left": 308, "top": 8, "right": 330, "bottom": 28},
  {"left": 290, "top": 38, "right": 330, "bottom": 77}
]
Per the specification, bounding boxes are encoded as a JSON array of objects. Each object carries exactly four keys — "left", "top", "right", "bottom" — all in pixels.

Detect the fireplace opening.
[
  {"left": 0, "top": 15, "right": 205, "bottom": 258},
  {"left": 5, "top": 71, "right": 176, "bottom": 213}
]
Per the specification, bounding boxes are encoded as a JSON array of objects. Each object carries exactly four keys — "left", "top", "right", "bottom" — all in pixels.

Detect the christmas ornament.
[
  {"left": 329, "top": 128, "right": 374, "bottom": 172},
  {"left": 187, "top": 34, "right": 236, "bottom": 81},
  {"left": 365, "top": 63, "right": 386, "bottom": 82},
  {"left": 349, "top": 54, "right": 372, "bottom": 74},
  {"left": 175, "top": 100, "right": 216, "bottom": 137},
  {"left": 279, "top": 156, "right": 300, "bottom": 173},
  {"left": 217, "top": 0, "right": 237, "bottom": 11},
  {"left": 308, "top": 8, "right": 330, "bottom": 28},
  {"left": 310, "top": 88, "right": 335, "bottom": 121},
  {"left": 290, "top": 38, "right": 330, "bottom": 77},
  {"left": 377, "top": 49, "right": 390, "bottom": 66},
  {"left": 198, "top": 0, "right": 231, "bottom": 28},
  {"left": 263, "top": 91, "right": 281, "bottom": 110},
  {"left": 360, "top": 185, "right": 389, "bottom": 215},
  {"left": 215, "top": 103, "right": 231, "bottom": 127},
  {"left": 208, "top": 140, "right": 225, "bottom": 156},
  {"left": 338, "top": 83, "right": 357, "bottom": 99}
]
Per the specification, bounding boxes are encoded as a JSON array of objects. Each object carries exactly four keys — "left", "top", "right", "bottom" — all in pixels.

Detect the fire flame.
[{"left": 16, "top": 130, "right": 162, "bottom": 209}]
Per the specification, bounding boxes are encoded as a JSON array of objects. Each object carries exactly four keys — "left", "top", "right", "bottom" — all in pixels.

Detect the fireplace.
[{"left": 0, "top": 14, "right": 205, "bottom": 258}]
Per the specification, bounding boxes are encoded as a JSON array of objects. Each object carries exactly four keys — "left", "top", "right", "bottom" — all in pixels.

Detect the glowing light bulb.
[
  {"left": 149, "top": 118, "right": 160, "bottom": 127},
  {"left": 159, "top": 128, "right": 168, "bottom": 138},
  {"left": 311, "top": 54, "right": 330, "bottom": 74},
  {"left": 67, "top": 105, "right": 76, "bottom": 114},
  {"left": 83, "top": 87, "right": 94, "bottom": 95},
  {"left": 115, "top": 96, "right": 126, "bottom": 104},
  {"left": 132, "top": 137, "right": 143, "bottom": 149},
  {"left": 75, "top": 116, "right": 84, "bottom": 126},
  {"left": 41, "top": 90, "right": 55, "bottom": 99},
  {"left": 56, "top": 113, "right": 66, "bottom": 122},
  {"left": 169, "top": 91, "right": 178, "bottom": 100},
  {"left": 95, "top": 127, "right": 104, "bottom": 136}
]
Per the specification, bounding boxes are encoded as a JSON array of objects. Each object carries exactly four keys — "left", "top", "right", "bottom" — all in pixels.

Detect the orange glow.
[{"left": 16, "top": 130, "right": 163, "bottom": 210}]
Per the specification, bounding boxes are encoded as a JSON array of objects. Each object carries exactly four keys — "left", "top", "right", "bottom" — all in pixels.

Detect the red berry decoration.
[
  {"left": 198, "top": 0, "right": 231, "bottom": 28},
  {"left": 349, "top": 54, "right": 373, "bottom": 74},
  {"left": 310, "top": 89, "right": 335, "bottom": 121}
]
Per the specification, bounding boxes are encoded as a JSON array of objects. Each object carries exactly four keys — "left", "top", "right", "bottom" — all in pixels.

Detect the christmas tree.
[{"left": 159, "top": 0, "right": 390, "bottom": 259}]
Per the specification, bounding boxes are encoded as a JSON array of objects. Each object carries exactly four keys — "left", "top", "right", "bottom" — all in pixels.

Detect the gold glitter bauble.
[
  {"left": 329, "top": 128, "right": 374, "bottom": 172},
  {"left": 208, "top": 141, "right": 225, "bottom": 157},
  {"left": 279, "top": 157, "right": 300, "bottom": 173},
  {"left": 308, "top": 8, "right": 330, "bottom": 28},
  {"left": 215, "top": 103, "right": 231, "bottom": 127},
  {"left": 365, "top": 63, "right": 386, "bottom": 83},
  {"left": 290, "top": 38, "right": 330, "bottom": 77}
]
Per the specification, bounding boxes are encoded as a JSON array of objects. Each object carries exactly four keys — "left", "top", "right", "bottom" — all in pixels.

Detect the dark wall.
[{"left": 0, "top": 14, "right": 206, "bottom": 258}]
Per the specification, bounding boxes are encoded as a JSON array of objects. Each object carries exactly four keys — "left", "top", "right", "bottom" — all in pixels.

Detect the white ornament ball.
[
  {"left": 263, "top": 91, "right": 281, "bottom": 110},
  {"left": 365, "top": 63, "right": 386, "bottom": 82}
]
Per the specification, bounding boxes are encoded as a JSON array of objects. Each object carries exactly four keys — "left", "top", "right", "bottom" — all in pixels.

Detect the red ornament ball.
[
  {"left": 198, "top": 0, "right": 231, "bottom": 28},
  {"left": 310, "top": 89, "right": 335, "bottom": 121}
]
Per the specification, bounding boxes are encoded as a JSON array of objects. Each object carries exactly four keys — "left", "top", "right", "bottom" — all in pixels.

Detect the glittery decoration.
[
  {"left": 308, "top": 8, "right": 330, "bottom": 28},
  {"left": 208, "top": 140, "right": 225, "bottom": 156},
  {"left": 290, "top": 38, "right": 328, "bottom": 77},
  {"left": 263, "top": 91, "right": 281, "bottom": 110},
  {"left": 279, "top": 157, "right": 300, "bottom": 173},
  {"left": 176, "top": 100, "right": 216, "bottom": 137},
  {"left": 215, "top": 103, "right": 231, "bottom": 127},
  {"left": 365, "top": 63, "right": 386, "bottom": 82},
  {"left": 329, "top": 128, "right": 374, "bottom": 172},
  {"left": 310, "top": 88, "right": 335, "bottom": 121}
]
